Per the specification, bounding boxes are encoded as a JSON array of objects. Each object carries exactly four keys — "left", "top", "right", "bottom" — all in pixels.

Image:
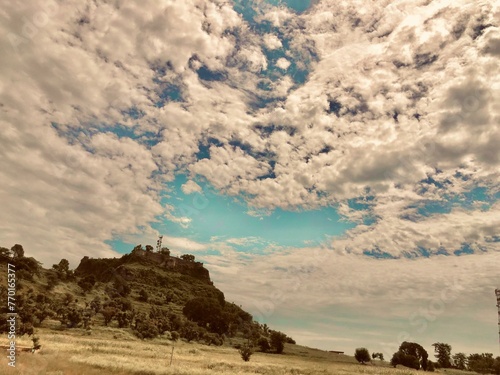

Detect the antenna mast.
[
  {"left": 156, "top": 235, "right": 163, "bottom": 253},
  {"left": 496, "top": 289, "right": 500, "bottom": 353}
]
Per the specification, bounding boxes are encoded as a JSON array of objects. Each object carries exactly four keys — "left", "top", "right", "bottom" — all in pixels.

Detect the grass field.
[{"left": 5, "top": 326, "right": 473, "bottom": 375}]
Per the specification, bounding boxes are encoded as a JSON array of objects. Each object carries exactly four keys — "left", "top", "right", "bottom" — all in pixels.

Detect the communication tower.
[
  {"left": 496, "top": 289, "right": 500, "bottom": 352},
  {"left": 156, "top": 235, "right": 163, "bottom": 253}
]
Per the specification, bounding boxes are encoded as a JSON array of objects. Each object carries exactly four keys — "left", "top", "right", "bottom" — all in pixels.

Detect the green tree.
[
  {"left": 78, "top": 275, "right": 96, "bottom": 293},
  {"left": 180, "top": 320, "right": 201, "bottom": 342},
  {"left": 239, "top": 343, "right": 254, "bottom": 362},
  {"left": 493, "top": 356, "right": 500, "bottom": 375},
  {"left": 11, "top": 244, "right": 24, "bottom": 258},
  {"left": 355, "top": 348, "right": 371, "bottom": 364},
  {"left": 258, "top": 337, "right": 271, "bottom": 352},
  {"left": 160, "top": 247, "right": 171, "bottom": 256},
  {"left": 432, "top": 342, "right": 452, "bottom": 368},
  {"left": 66, "top": 308, "right": 83, "bottom": 328},
  {"left": 101, "top": 307, "right": 117, "bottom": 326},
  {"left": 90, "top": 296, "right": 101, "bottom": 314},
  {"left": 427, "top": 360, "right": 436, "bottom": 372},
  {"left": 183, "top": 297, "right": 228, "bottom": 335},
  {"left": 467, "top": 353, "right": 495, "bottom": 374},
  {"left": 53, "top": 259, "right": 70, "bottom": 280},
  {"left": 391, "top": 342, "right": 428, "bottom": 370},
  {"left": 372, "top": 352, "right": 384, "bottom": 361},
  {"left": 452, "top": 352, "right": 467, "bottom": 370},
  {"left": 270, "top": 330, "right": 286, "bottom": 354},
  {"left": 180, "top": 254, "right": 195, "bottom": 262},
  {"left": 134, "top": 318, "right": 159, "bottom": 339},
  {"left": 0, "top": 246, "right": 11, "bottom": 259}
]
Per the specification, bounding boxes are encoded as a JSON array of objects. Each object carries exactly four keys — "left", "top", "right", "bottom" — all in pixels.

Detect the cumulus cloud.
[
  {"left": 0, "top": 0, "right": 498, "bottom": 354},
  {"left": 203, "top": 241, "right": 500, "bottom": 353},
  {"left": 276, "top": 57, "right": 291, "bottom": 70},
  {"left": 263, "top": 33, "right": 283, "bottom": 50},
  {"left": 181, "top": 180, "right": 203, "bottom": 195}
]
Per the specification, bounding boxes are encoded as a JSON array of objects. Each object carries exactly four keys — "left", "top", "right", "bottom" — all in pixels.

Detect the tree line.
[{"left": 354, "top": 341, "right": 500, "bottom": 374}]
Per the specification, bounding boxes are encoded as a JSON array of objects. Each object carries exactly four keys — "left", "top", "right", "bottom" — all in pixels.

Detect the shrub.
[
  {"left": 258, "top": 337, "right": 271, "bottom": 352},
  {"left": 134, "top": 319, "right": 159, "bottom": 339},
  {"left": 239, "top": 343, "right": 254, "bottom": 362},
  {"left": 270, "top": 331, "right": 286, "bottom": 354},
  {"left": 427, "top": 360, "right": 436, "bottom": 372},
  {"left": 101, "top": 307, "right": 117, "bottom": 326},
  {"left": 32, "top": 336, "right": 41, "bottom": 351},
  {"left": 171, "top": 331, "right": 180, "bottom": 341},
  {"left": 355, "top": 348, "right": 371, "bottom": 364},
  {"left": 138, "top": 289, "right": 149, "bottom": 302}
]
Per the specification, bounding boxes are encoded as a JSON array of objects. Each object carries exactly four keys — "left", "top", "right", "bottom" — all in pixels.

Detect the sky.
[{"left": 0, "top": 0, "right": 499, "bottom": 358}]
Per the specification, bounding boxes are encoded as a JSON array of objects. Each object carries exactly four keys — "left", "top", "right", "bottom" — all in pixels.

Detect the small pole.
[{"left": 169, "top": 346, "right": 174, "bottom": 366}]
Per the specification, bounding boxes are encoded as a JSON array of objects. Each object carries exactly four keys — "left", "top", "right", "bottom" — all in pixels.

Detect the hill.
[{"left": 0, "top": 244, "right": 293, "bottom": 350}]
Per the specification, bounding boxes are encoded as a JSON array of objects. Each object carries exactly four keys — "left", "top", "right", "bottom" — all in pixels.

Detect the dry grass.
[{"left": 5, "top": 328, "right": 457, "bottom": 375}]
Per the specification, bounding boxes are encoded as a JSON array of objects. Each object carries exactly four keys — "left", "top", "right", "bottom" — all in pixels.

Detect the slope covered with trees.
[{"left": 0, "top": 244, "right": 293, "bottom": 352}]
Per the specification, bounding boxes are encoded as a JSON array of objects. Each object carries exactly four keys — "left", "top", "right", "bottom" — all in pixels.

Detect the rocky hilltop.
[{"left": 75, "top": 248, "right": 211, "bottom": 284}]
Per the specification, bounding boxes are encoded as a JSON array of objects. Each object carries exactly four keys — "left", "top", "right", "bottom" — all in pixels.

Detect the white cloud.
[
  {"left": 263, "top": 33, "right": 283, "bottom": 50},
  {"left": 181, "top": 180, "right": 203, "bottom": 195},
  {"left": 276, "top": 57, "right": 291, "bottom": 70},
  {"left": 161, "top": 236, "right": 207, "bottom": 253},
  {"left": 205, "top": 241, "right": 500, "bottom": 354}
]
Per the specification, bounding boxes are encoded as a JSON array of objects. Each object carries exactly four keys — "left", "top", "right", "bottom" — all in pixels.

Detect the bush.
[
  {"left": 138, "top": 289, "right": 149, "bottom": 302},
  {"left": 171, "top": 331, "right": 180, "bottom": 341},
  {"left": 134, "top": 319, "right": 159, "bottom": 339},
  {"left": 355, "top": 348, "right": 371, "bottom": 364},
  {"left": 239, "top": 343, "right": 253, "bottom": 362},
  {"left": 32, "top": 336, "right": 41, "bottom": 351},
  {"left": 258, "top": 337, "right": 271, "bottom": 352},
  {"left": 270, "top": 331, "right": 286, "bottom": 354},
  {"left": 427, "top": 360, "right": 436, "bottom": 372},
  {"left": 101, "top": 307, "right": 117, "bottom": 326}
]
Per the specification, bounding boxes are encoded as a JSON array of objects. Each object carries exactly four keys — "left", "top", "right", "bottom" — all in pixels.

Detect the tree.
[
  {"left": 0, "top": 246, "right": 11, "bottom": 259},
  {"left": 180, "top": 320, "right": 201, "bottom": 342},
  {"left": 66, "top": 308, "right": 83, "bottom": 328},
  {"left": 53, "top": 259, "right": 70, "bottom": 280},
  {"left": 135, "top": 319, "right": 159, "bottom": 339},
  {"left": 432, "top": 342, "right": 452, "bottom": 368},
  {"left": 258, "top": 337, "right": 271, "bottom": 352},
  {"left": 493, "top": 356, "right": 500, "bottom": 375},
  {"left": 145, "top": 245, "right": 154, "bottom": 252},
  {"left": 101, "top": 307, "right": 117, "bottom": 326},
  {"left": 239, "top": 343, "right": 254, "bottom": 362},
  {"left": 270, "top": 330, "right": 286, "bottom": 354},
  {"left": 467, "top": 353, "right": 495, "bottom": 374},
  {"left": 78, "top": 275, "right": 96, "bottom": 293},
  {"left": 452, "top": 352, "right": 467, "bottom": 370},
  {"left": 11, "top": 244, "right": 24, "bottom": 258},
  {"left": 133, "top": 244, "right": 143, "bottom": 252},
  {"left": 183, "top": 297, "right": 228, "bottom": 335},
  {"left": 160, "top": 247, "right": 171, "bottom": 256},
  {"left": 355, "top": 348, "right": 371, "bottom": 364},
  {"left": 90, "top": 296, "right": 101, "bottom": 314},
  {"left": 391, "top": 341, "right": 428, "bottom": 370},
  {"left": 427, "top": 360, "right": 436, "bottom": 372},
  {"left": 180, "top": 254, "right": 195, "bottom": 262},
  {"left": 372, "top": 352, "right": 384, "bottom": 361}
]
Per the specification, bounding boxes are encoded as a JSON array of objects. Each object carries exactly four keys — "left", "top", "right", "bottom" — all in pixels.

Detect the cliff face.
[{"left": 75, "top": 249, "right": 211, "bottom": 284}]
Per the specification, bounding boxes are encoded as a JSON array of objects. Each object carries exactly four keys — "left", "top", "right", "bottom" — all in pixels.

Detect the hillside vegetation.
[{"left": 0, "top": 244, "right": 292, "bottom": 350}]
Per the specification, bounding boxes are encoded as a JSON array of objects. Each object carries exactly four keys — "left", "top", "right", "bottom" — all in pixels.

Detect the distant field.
[{"left": 6, "top": 326, "right": 472, "bottom": 375}]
